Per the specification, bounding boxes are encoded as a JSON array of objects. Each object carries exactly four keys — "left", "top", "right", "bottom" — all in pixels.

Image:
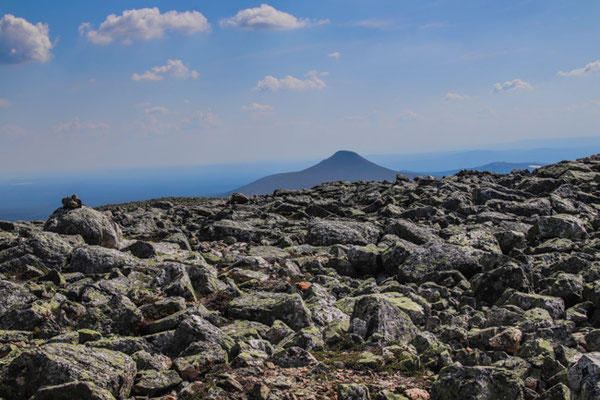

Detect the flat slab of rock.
[
  {"left": 30, "top": 381, "right": 117, "bottom": 400},
  {"left": 228, "top": 292, "right": 312, "bottom": 331},
  {"left": 0, "top": 343, "right": 136, "bottom": 400},
  {"left": 306, "top": 220, "right": 381, "bottom": 246}
]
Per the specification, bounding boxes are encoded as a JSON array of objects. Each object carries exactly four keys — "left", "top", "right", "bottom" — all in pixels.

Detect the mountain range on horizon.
[{"left": 233, "top": 150, "right": 543, "bottom": 196}]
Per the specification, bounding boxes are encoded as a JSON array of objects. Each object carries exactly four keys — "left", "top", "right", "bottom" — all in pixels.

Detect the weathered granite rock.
[
  {"left": 431, "top": 365, "right": 524, "bottom": 400},
  {"left": 306, "top": 220, "right": 381, "bottom": 246},
  {"left": 228, "top": 292, "right": 312, "bottom": 331},
  {"left": 0, "top": 343, "right": 136, "bottom": 400},
  {"left": 45, "top": 205, "right": 122, "bottom": 249}
]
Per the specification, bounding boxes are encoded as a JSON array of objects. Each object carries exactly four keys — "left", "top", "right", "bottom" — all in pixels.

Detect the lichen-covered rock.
[
  {"left": 350, "top": 294, "right": 417, "bottom": 345},
  {"left": 271, "top": 346, "right": 317, "bottom": 368},
  {"left": 77, "top": 294, "right": 142, "bottom": 336},
  {"left": 499, "top": 290, "right": 565, "bottom": 320},
  {"left": 123, "top": 241, "right": 156, "bottom": 259},
  {"left": 347, "top": 244, "right": 383, "bottom": 276},
  {"left": 538, "top": 383, "right": 571, "bottom": 400},
  {"left": 30, "top": 381, "right": 117, "bottom": 400},
  {"left": 431, "top": 365, "right": 524, "bottom": 400},
  {"left": 471, "top": 264, "right": 531, "bottom": 304},
  {"left": 488, "top": 327, "right": 522, "bottom": 354},
  {"left": 133, "top": 370, "right": 182, "bottom": 396},
  {"left": 228, "top": 292, "right": 312, "bottom": 331},
  {"left": 385, "top": 219, "right": 439, "bottom": 245},
  {"left": 394, "top": 242, "right": 483, "bottom": 282},
  {"left": 0, "top": 343, "right": 136, "bottom": 400},
  {"left": 306, "top": 220, "right": 381, "bottom": 246},
  {"left": 45, "top": 206, "right": 123, "bottom": 249},
  {"left": 68, "top": 245, "right": 138, "bottom": 275},
  {"left": 0, "top": 280, "right": 36, "bottom": 315},
  {"left": 154, "top": 263, "right": 197, "bottom": 301},
  {"left": 550, "top": 273, "right": 584, "bottom": 306},
  {"left": 568, "top": 352, "right": 600, "bottom": 399},
  {"left": 171, "top": 315, "right": 234, "bottom": 355},
  {"left": 337, "top": 383, "right": 371, "bottom": 400},
  {"left": 529, "top": 215, "right": 588, "bottom": 241}
]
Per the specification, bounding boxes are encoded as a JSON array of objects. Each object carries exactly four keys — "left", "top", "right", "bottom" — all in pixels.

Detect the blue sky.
[{"left": 1, "top": 1, "right": 599, "bottom": 172}]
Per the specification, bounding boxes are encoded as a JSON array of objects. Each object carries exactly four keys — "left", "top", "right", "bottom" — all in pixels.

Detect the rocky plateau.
[{"left": 1, "top": 155, "right": 600, "bottom": 400}]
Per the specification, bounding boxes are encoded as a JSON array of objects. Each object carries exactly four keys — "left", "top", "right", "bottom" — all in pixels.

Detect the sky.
[{"left": 1, "top": 0, "right": 600, "bottom": 173}]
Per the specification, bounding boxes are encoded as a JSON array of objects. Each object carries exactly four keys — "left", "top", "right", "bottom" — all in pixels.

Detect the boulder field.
[{"left": 1, "top": 155, "right": 600, "bottom": 399}]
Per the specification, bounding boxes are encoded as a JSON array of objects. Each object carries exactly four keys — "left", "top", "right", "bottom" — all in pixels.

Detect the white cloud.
[
  {"left": 143, "top": 106, "right": 169, "bottom": 114},
  {"left": 445, "top": 92, "right": 469, "bottom": 101},
  {"left": 79, "top": 8, "right": 210, "bottom": 45},
  {"left": 0, "top": 98, "right": 11, "bottom": 107},
  {"left": 242, "top": 103, "right": 275, "bottom": 112},
  {"left": 328, "top": 51, "right": 341, "bottom": 59},
  {"left": 55, "top": 117, "right": 110, "bottom": 134},
  {"left": 254, "top": 70, "right": 327, "bottom": 91},
  {"left": 132, "top": 59, "right": 198, "bottom": 82},
  {"left": 220, "top": 4, "right": 328, "bottom": 31},
  {"left": 1, "top": 125, "right": 29, "bottom": 137},
  {"left": 558, "top": 60, "right": 600, "bottom": 77},
  {"left": 492, "top": 79, "right": 533, "bottom": 93},
  {"left": 397, "top": 110, "right": 423, "bottom": 121},
  {"left": 0, "top": 14, "right": 53, "bottom": 64}
]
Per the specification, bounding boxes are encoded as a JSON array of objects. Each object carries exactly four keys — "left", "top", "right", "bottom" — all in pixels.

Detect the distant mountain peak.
[
  {"left": 330, "top": 150, "right": 361, "bottom": 157},
  {"left": 234, "top": 150, "right": 401, "bottom": 195},
  {"left": 326, "top": 150, "right": 363, "bottom": 161},
  {"left": 320, "top": 150, "right": 371, "bottom": 167}
]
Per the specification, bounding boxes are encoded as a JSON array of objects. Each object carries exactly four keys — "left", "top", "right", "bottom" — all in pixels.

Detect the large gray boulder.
[
  {"left": 0, "top": 343, "right": 136, "bottom": 400},
  {"left": 68, "top": 246, "right": 138, "bottom": 275},
  {"left": 387, "top": 241, "right": 483, "bottom": 282},
  {"left": 30, "top": 381, "right": 117, "bottom": 400},
  {"left": 154, "top": 263, "right": 197, "bottom": 301},
  {"left": 350, "top": 294, "right": 417, "bottom": 345},
  {"left": 0, "top": 280, "right": 36, "bottom": 315},
  {"left": 77, "top": 295, "right": 143, "bottom": 335},
  {"left": 431, "top": 365, "right": 524, "bottom": 400},
  {"left": 568, "top": 352, "right": 600, "bottom": 400},
  {"left": 45, "top": 206, "right": 123, "bottom": 249},
  {"left": 528, "top": 215, "right": 588, "bottom": 241},
  {"left": 306, "top": 220, "right": 381, "bottom": 246},
  {"left": 171, "top": 315, "right": 234, "bottom": 355},
  {"left": 228, "top": 292, "right": 312, "bottom": 331}
]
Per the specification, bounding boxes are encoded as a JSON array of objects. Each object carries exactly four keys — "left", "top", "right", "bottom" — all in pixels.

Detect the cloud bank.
[
  {"left": 492, "top": 79, "right": 532, "bottom": 93},
  {"left": 79, "top": 8, "right": 210, "bottom": 45},
  {"left": 220, "top": 4, "right": 327, "bottom": 31},
  {"left": 0, "top": 14, "right": 53, "bottom": 64},
  {"left": 1, "top": 125, "right": 29, "bottom": 137},
  {"left": 55, "top": 117, "right": 110, "bottom": 133},
  {"left": 132, "top": 59, "right": 198, "bottom": 81},
  {"left": 445, "top": 93, "right": 469, "bottom": 100},
  {"left": 558, "top": 60, "right": 600, "bottom": 77},
  {"left": 255, "top": 70, "right": 327, "bottom": 91}
]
